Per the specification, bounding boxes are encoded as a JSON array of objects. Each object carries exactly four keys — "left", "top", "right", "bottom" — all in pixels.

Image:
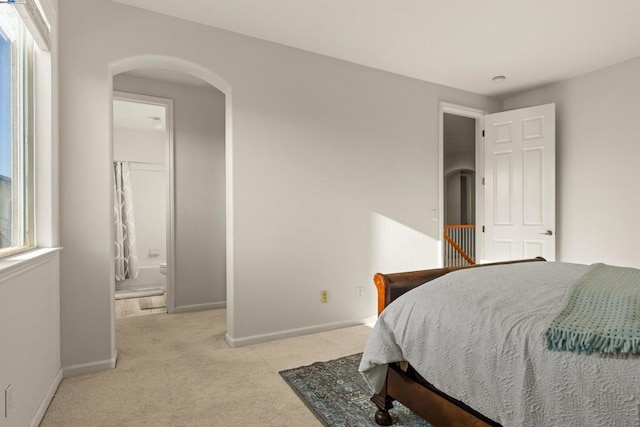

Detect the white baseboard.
[
  {"left": 174, "top": 301, "right": 226, "bottom": 313},
  {"left": 29, "top": 368, "right": 62, "bottom": 427},
  {"left": 62, "top": 353, "right": 117, "bottom": 378},
  {"left": 225, "top": 316, "right": 377, "bottom": 348}
]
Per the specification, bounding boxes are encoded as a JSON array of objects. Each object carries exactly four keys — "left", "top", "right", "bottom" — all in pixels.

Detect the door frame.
[
  {"left": 438, "top": 102, "right": 486, "bottom": 267},
  {"left": 112, "top": 91, "right": 176, "bottom": 313}
]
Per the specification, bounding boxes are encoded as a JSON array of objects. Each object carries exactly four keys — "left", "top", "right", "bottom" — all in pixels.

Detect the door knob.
[{"left": 539, "top": 230, "right": 553, "bottom": 236}]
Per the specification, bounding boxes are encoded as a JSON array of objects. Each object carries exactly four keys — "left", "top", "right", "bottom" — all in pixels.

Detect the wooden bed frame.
[{"left": 370, "top": 257, "right": 546, "bottom": 427}]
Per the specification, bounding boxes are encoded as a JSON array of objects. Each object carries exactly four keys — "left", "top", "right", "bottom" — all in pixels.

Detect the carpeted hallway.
[{"left": 41, "top": 309, "right": 372, "bottom": 426}]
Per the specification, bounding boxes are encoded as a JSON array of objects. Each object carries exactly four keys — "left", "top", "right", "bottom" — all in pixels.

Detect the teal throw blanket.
[{"left": 546, "top": 263, "right": 640, "bottom": 355}]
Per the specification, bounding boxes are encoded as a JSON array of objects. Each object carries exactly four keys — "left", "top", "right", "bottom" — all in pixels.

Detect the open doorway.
[
  {"left": 105, "top": 57, "right": 233, "bottom": 364},
  {"left": 110, "top": 68, "right": 227, "bottom": 322},
  {"left": 112, "top": 92, "right": 174, "bottom": 317},
  {"left": 439, "top": 103, "right": 485, "bottom": 267}
]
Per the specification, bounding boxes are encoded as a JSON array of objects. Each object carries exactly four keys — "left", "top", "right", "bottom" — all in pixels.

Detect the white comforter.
[{"left": 359, "top": 262, "right": 640, "bottom": 426}]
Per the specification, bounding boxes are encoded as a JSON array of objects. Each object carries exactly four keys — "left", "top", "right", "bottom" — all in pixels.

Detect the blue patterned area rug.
[{"left": 279, "top": 353, "right": 430, "bottom": 427}]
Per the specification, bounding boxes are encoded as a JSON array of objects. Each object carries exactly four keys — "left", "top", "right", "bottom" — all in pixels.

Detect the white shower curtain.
[{"left": 114, "top": 161, "right": 139, "bottom": 280}]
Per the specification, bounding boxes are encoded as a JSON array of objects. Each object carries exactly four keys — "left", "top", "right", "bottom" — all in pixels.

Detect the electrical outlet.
[
  {"left": 356, "top": 287, "right": 364, "bottom": 298},
  {"left": 321, "top": 290, "right": 328, "bottom": 303},
  {"left": 5, "top": 383, "right": 13, "bottom": 418}
]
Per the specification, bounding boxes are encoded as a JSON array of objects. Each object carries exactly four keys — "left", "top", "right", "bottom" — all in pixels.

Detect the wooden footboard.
[
  {"left": 383, "top": 365, "right": 498, "bottom": 426},
  {"left": 373, "top": 257, "right": 546, "bottom": 315},
  {"left": 370, "top": 257, "right": 546, "bottom": 426}
]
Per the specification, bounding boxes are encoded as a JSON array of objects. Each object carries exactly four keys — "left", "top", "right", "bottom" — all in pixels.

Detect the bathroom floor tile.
[{"left": 116, "top": 295, "right": 166, "bottom": 319}]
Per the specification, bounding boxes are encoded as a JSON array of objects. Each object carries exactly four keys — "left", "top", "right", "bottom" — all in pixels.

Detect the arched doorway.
[{"left": 108, "top": 56, "right": 235, "bottom": 356}]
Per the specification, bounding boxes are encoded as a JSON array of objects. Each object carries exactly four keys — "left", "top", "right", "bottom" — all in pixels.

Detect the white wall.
[
  {"left": 0, "top": 253, "right": 61, "bottom": 427},
  {"left": 113, "top": 74, "right": 226, "bottom": 309},
  {"left": 128, "top": 166, "right": 166, "bottom": 268},
  {"left": 113, "top": 127, "right": 165, "bottom": 164},
  {"left": 57, "top": 0, "right": 501, "bottom": 369},
  {"left": 504, "top": 57, "right": 640, "bottom": 267}
]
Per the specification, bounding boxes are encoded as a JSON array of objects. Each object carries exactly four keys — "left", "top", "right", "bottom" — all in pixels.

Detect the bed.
[{"left": 359, "top": 258, "right": 640, "bottom": 426}]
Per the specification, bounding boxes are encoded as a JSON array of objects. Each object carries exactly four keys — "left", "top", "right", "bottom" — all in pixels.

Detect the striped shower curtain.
[{"left": 114, "top": 161, "right": 139, "bottom": 280}]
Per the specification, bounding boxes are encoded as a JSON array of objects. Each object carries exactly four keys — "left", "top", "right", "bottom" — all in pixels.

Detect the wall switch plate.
[
  {"left": 356, "top": 287, "right": 364, "bottom": 298},
  {"left": 321, "top": 290, "right": 328, "bottom": 303}
]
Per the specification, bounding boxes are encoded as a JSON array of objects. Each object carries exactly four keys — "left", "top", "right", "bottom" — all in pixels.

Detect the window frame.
[{"left": 0, "top": 4, "right": 36, "bottom": 257}]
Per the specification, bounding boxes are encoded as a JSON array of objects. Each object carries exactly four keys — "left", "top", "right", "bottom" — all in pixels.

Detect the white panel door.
[{"left": 483, "top": 103, "right": 555, "bottom": 262}]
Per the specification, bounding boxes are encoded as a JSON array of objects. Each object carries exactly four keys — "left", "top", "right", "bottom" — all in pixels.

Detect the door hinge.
[
  {"left": 482, "top": 226, "right": 485, "bottom": 233},
  {"left": 481, "top": 177, "right": 485, "bottom": 185},
  {"left": 482, "top": 130, "right": 485, "bottom": 137}
]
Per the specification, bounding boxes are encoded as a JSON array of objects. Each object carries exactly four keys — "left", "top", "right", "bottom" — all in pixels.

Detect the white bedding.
[{"left": 359, "top": 262, "right": 640, "bottom": 426}]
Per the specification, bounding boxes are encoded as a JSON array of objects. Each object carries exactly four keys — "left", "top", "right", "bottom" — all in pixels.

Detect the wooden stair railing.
[{"left": 443, "top": 225, "right": 475, "bottom": 267}]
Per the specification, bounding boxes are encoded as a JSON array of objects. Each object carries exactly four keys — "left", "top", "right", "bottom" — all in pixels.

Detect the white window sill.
[{"left": 0, "top": 247, "right": 62, "bottom": 284}]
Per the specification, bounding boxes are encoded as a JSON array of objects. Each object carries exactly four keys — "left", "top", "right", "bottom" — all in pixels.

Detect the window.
[{"left": 0, "top": 5, "right": 34, "bottom": 255}]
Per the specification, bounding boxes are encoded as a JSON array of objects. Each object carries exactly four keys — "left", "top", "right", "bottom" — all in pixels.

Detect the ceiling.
[{"left": 111, "top": 0, "right": 640, "bottom": 98}]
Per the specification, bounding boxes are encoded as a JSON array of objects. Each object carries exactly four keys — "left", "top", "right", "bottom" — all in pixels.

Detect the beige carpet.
[{"left": 41, "top": 309, "right": 372, "bottom": 426}]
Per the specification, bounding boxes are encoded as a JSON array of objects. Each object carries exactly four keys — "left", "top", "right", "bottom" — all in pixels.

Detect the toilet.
[{"left": 159, "top": 263, "right": 167, "bottom": 276}]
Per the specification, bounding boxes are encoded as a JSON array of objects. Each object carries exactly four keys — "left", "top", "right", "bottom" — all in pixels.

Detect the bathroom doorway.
[{"left": 112, "top": 91, "right": 175, "bottom": 316}]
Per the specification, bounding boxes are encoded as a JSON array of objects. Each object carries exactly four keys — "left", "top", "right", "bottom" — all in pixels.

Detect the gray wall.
[
  {"left": 443, "top": 113, "right": 476, "bottom": 175},
  {"left": 0, "top": 253, "right": 60, "bottom": 427},
  {"left": 504, "top": 57, "right": 640, "bottom": 267},
  {"left": 443, "top": 113, "right": 476, "bottom": 224},
  {"left": 58, "top": 0, "right": 501, "bottom": 369},
  {"left": 113, "top": 74, "right": 227, "bottom": 308}
]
